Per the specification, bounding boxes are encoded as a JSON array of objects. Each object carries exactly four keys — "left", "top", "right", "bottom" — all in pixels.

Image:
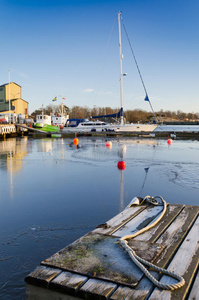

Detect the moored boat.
[
  {"left": 32, "top": 123, "right": 60, "bottom": 132},
  {"left": 63, "top": 119, "right": 112, "bottom": 132},
  {"left": 33, "top": 114, "right": 60, "bottom": 132},
  {"left": 51, "top": 114, "right": 67, "bottom": 129}
]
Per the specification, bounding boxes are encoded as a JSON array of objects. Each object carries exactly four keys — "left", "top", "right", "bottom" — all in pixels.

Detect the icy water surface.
[{"left": 0, "top": 136, "right": 199, "bottom": 299}]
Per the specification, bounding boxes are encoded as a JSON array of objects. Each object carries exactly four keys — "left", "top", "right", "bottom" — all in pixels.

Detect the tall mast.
[{"left": 118, "top": 12, "right": 124, "bottom": 125}]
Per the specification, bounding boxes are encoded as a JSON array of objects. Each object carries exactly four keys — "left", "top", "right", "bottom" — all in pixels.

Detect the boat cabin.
[
  {"left": 66, "top": 118, "right": 89, "bottom": 127},
  {"left": 36, "top": 115, "right": 51, "bottom": 125}
]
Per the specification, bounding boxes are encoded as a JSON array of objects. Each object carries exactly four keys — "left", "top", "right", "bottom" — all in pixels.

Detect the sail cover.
[{"left": 91, "top": 108, "right": 123, "bottom": 119}]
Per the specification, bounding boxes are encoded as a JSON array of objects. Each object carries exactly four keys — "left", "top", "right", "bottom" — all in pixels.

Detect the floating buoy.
[
  {"left": 73, "top": 138, "right": 79, "bottom": 145},
  {"left": 106, "top": 141, "right": 112, "bottom": 147},
  {"left": 117, "top": 161, "right": 126, "bottom": 170},
  {"left": 167, "top": 138, "right": 172, "bottom": 145}
]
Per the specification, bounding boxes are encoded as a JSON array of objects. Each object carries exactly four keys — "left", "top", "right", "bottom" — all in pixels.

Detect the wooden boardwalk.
[
  {"left": 0, "top": 124, "right": 16, "bottom": 135},
  {"left": 25, "top": 198, "right": 199, "bottom": 300}
]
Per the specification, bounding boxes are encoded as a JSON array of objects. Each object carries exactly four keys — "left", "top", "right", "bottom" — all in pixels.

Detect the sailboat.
[{"left": 63, "top": 12, "right": 158, "bottom": 133}]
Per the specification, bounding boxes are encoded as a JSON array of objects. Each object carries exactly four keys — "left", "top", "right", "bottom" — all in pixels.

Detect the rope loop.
[
  {"left": 119, "top": 195, "right": 185, "bottom": 290},
  {"left": 143, "top": 195, "right": 164, "bottom": 206}
]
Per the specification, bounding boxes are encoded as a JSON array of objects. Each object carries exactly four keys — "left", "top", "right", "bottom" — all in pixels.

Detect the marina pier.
[
  {"left": 25, "top": 198, "right": 199, "bottom": 300},
  {"left": 1, "top": 123, "right": 199, "bottom": 140}
]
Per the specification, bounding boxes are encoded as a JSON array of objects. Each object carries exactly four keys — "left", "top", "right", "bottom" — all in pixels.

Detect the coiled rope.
[{"left": 119, "top": 195, "right": 185, "bottom": 290}]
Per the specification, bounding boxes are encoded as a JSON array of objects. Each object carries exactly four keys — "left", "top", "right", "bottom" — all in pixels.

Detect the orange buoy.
[
  {"left": 73, "top": 138, "right": 79, "bottom": 145},
  {"left": 117, "top": 161, "right": 126, "bottom": 170},
  {"left": 106, "top": 141, "right": 112, "bottom": 147},
  {"left": 167, "top": 138, "right": 172, "bottom": 145}
]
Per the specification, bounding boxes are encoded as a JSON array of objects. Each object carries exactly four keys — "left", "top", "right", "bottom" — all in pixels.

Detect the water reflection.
[
  {"left": 141, "top": 167, "right": 150, "bottom": 189},
  {"left": 0, "top": 137, "right": 199, "bottom": 300},
  {"left": 118, "top": 144, "right": 126, "bottom": 211},
  {"left": 0, "top": 138, "right": 29, "bottom": 200},
  {"left": 0, "top": 138, "right": 28, "bottom": 172},
  {"left": 116, "top": 140, "right": 159, "bottom": 211},
  {"left": 36, "top": 139, "right": 53, "bottom": 153}
]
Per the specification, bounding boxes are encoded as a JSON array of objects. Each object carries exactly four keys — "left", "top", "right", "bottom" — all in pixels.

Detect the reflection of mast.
[
  {"left": 138, "top": 167, "right": 150, "bottom": 197},
  {"left": 120, "top": 169, "right": 124, "bottom": 211},
  {"left": 118, "top": 144, "right": 126, "bottom": 211},
  {"left": 9, "top": 148, "right": 13, "bottom": 200},
  {"left": 141, "top": 167, "right": 150, "bottom": 189}
]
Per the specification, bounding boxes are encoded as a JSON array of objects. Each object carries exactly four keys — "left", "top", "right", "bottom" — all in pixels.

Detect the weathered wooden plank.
[
  {"left": 50, "top": 271, "right": 88, "bottom": 295},
  {"left": 155, "top": 206, "right": 199, "bottom": 265},
  {"left": 173, "top": 258, "right": 199, "bottom": 300},
  {"left": 125, "top": 206, "right": 199, "bottom": 299},
  {"left": 26, "top": 283, "right": 83, "bottom": 300},
  {"left": 109, "top": 285, "right": 134, "bottom": 299},
  {"left": 126, "top": 276, "right": 155, "bottom": 300},
  {"left": 133, "top": 204, "right": 184, "bottom": 242},
  {"left": 148, "top": 216, "right": 199, "bottom": 299},
  {"left": 25, "top": 266, "right": 62, "bottom": 288},
  {"left": 112, "top": 205, "right": 163, "bottom": 238},
  {"left": 188, "top": 270, "right": 199, "bottom": 300},
  {"left": 78, "top": 278, "right": 117, "bottom": 300},
  {"left": 94, "top": 205, "right": 146, "bottom": 235}
]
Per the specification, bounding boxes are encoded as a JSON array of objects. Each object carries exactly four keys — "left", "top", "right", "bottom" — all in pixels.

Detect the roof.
[
  {"left": 0, "top": 82, "right": 21, "bottom": 88},
  {"left": 11, "top": 98, "right": 29, "bottom": 104}
]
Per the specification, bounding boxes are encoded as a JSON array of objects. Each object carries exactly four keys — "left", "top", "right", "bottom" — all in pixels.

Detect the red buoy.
[
  {"left": 106, "top": 141, "right": 112, "bottom": 147},
  {"left": 117, "top": 161, "right": 126, "bottom": 170},
  {"left": 73, "top": 138, "right": 79, "bottom": 145},
  {"left": 167, "top": 138, "right": 172, "bottom": 145}
]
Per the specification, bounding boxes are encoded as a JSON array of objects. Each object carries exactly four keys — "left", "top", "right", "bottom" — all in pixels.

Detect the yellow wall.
[
  {"left": 5, "top": 82, "right": 21, "bottom": 100},
  {"left": 0, "top": 82, "right": 28, "bottom": 117},
  {"left": 12, "top": 99, "right": 28, "bottom": 116}
]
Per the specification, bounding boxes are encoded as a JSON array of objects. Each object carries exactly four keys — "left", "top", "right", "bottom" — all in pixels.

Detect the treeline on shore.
[{"left": 31, "top": 105, "right": 199, "bottom": 123}]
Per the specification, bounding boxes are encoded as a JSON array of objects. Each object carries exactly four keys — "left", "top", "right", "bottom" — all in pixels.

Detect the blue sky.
[{"left": 1, "top": 0, "right": 199, "bottom": 114}]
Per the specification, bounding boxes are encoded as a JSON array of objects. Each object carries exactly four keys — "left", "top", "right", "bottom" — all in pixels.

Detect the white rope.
[{"left": 119, "top": 195, "right": 185, "bottom": 290}]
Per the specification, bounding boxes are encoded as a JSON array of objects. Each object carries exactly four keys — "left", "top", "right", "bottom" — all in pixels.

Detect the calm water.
[{"left": 0, "top": 136, "right": 199, "bottom": 299}]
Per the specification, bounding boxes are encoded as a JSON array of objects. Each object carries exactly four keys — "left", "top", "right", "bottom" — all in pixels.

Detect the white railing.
[{"left": 0, "top": 124, "right": 16, "bottom": 135}]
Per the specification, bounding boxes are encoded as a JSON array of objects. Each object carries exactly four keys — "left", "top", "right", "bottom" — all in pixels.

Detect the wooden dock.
[
  {"left": 0, "top": 124, "right": 16, "bottom": 135},
  {"left": 6, "top": 123, "right": 199, "bottom": 139},
  {"left": 25, "top": 197, "right": 199, "bottom": 300}
]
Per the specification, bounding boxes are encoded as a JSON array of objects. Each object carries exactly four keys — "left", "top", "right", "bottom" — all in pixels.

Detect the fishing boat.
[
  {"left": 62, "top": 12, "right": 158, "bottom": 133},
  {"left": 34, "top": 124, "right": 60, "bottom": 132},
  {"left": 32, "top": 122, "right": 60, "bottom": 133},
  {"left": 33, "top": 114, "right": 60, "bottom": 133},
  {"left": 51, "top": 114, "right": 66, "bottom": 130}
]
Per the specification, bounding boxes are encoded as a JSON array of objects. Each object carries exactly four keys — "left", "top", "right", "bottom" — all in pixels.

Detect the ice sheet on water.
[{"left": 160, "top": 162, "right": 199, "bottom": 189}]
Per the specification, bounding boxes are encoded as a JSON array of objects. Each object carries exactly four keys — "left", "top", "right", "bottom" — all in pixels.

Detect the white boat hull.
[
  {"left": 111, "top": 124, "right": 158, "bottom": 132},
  {"left": 62, "top": 123, "right": 158, "bottom": 133}
]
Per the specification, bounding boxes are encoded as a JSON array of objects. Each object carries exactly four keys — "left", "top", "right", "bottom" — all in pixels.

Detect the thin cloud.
[
  {"left": 18, "top": 72, "right": 28, "bottom": 79},
  {"left": 83, "top": 89, "right": 94, "bottom": 93},
  {"left": 11, "top": 69, "right": 28, "bottom": 79}
]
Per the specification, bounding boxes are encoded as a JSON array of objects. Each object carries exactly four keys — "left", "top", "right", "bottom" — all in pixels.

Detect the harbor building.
[{"left": 0, "top": 82, "right": 29, "bottom": 117}]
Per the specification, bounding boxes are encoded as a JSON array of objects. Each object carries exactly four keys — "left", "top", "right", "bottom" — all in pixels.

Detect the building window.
[{"left": 25, "top": 108, "right": 27, "bottom": 114}]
